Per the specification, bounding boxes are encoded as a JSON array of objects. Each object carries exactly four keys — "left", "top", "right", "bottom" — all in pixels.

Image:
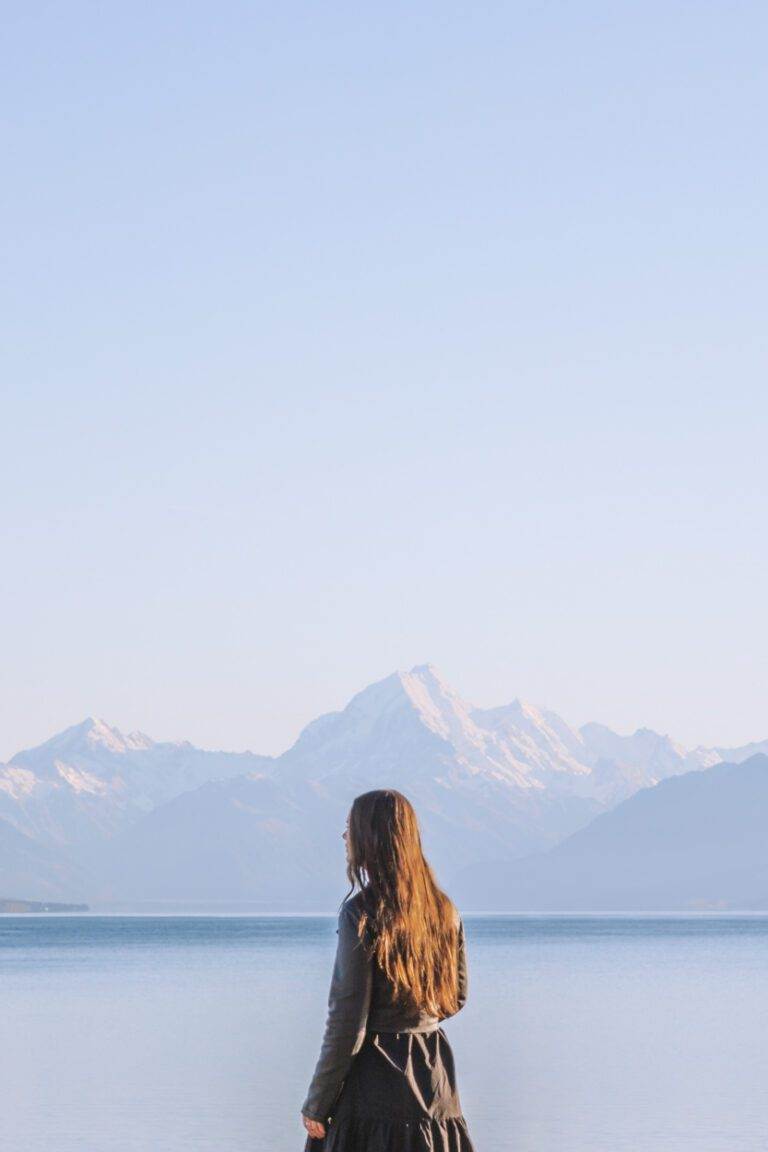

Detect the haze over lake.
[{"left": 2, "top": 913, "right": 766, "bottom": 1152}]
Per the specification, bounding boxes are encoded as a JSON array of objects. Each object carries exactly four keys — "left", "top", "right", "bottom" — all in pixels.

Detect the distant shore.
[{"left": 0, "top": 898, "right": 89, "bottom": 914}]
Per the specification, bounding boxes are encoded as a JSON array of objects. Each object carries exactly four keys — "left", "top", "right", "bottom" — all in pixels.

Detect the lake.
[{"left": 1, "top": 913, "right": 766, "bottom": 1151}]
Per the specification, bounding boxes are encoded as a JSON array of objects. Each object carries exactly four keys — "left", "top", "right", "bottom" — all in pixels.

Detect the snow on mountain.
[
  {"left": 280, "top": 664, "right": 544, "bottom": 791},
  {"left": 576, "top": 723, "right": 719, "bottom": 803},
  {"left": 276, "top": 663, "right": 723, "bottom": 811},
  {"left": 0, "top": 717, "right": 271, "bottom": 846},
  {"left": 712, "top": 738, "right": 768, "bottom": 764},
  {"left": 259, "top": 664, "right": 603, "bottom": 878}
]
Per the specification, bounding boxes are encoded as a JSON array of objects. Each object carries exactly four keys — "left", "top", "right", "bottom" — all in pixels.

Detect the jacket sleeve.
[
  {"left": 440, "top": 913, "right": 469, "bottom": 1020},
  {"left": 456, "top": 916, "right": 468, "bottom": 1011},
  {"left": 301, "top": 901, "right": 374, "bottom": 1122}
]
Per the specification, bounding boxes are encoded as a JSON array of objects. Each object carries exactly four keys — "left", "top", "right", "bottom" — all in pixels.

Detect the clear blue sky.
[{"left": 1, "top": 2, "right": 766, "bottom": 760}]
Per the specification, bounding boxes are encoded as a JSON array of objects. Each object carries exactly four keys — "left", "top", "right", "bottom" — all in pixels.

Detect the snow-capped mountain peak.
[
  {"left": 9, "top": 716, "right": 154, "bottom": 764},
  {"left": 83, "top": 717, "right": 155, "bottom": 753},
  {"left": 397, "top": 664, "right": 484, "bottom": 747},
  {"left": 0, "top": 717, "right": 270, "bottom": 847}
]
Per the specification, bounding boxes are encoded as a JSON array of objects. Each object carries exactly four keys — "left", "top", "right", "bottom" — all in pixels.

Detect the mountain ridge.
[
  {"left": 449, "top": 753, "right": 768, "bottom": 911},
  {"left": 1, "top": 664, "right": 765, "bottom": 907}
]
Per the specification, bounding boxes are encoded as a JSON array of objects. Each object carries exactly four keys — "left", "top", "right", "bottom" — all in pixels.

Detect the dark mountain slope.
[{"left": 449, "top": 754, "right": 768, "bottom": 911}]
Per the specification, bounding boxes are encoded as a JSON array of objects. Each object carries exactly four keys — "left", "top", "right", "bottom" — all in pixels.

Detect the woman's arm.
[
  {"left": 440, "top": 913, "right": 469, "bottom": 1020},
  {"left": 301, "top": 900, "right": 373, "bottom": 1123},
  {"left": 456, "top": 915, "right": 468, "bottom": 1012}
]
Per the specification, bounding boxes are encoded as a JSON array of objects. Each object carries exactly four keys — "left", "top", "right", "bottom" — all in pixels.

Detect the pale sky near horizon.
[{"left": 2, "top": 2, "right": 767, "bottom": 762}]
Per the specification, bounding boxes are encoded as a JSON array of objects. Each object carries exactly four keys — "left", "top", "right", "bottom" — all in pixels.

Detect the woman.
[{"left": 300, "top": 789, "right": 477, "bottom": 1151}]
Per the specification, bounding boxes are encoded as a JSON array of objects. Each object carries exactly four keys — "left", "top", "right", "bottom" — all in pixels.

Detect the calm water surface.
[{"left": 1, "top": 914, "right": 766, "bottom": 1151}]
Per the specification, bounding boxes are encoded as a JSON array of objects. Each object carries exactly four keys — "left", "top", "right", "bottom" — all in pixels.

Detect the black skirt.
[{"left": 304, "top": 1027, "right": 476, "bottom": 1152}]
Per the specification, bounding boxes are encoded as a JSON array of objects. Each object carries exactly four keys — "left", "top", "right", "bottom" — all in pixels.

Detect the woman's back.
[{"left": 348, "top": 889, "right": 469, "bottom": 1034}]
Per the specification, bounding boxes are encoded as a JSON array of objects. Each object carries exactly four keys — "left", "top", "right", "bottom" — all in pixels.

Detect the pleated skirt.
[{"left": 304, "top": 1027, "right": 476, "bottom": 1152}]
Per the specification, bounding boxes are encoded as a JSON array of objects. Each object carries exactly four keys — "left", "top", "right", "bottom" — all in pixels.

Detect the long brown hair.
[{"left": 341, "top": 789, "right": 461, "bottom": 1018}]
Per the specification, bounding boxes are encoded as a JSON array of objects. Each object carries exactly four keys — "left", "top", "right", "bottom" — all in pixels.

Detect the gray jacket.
[{"left": 301, "top": 891, "right": 469, "bottom": 1122}]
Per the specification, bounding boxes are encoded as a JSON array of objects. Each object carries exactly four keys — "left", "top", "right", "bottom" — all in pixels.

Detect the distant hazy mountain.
[
  {"left": 450, "top": 754, "right": 768, "bottom": 911},
  {"left": 1, "top": 665, "right": 765, "bottom": 908},
  {"left": 0, "top": 717, "right": 270, "bottom": 846},
  {"left": 0, "top": 816, "right": 87, "bottom": 901}
]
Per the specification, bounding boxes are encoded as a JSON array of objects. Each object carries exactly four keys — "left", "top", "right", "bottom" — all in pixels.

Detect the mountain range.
[
  {"left": 450, "top": 753, "right": 768, "bottom": 911},
  {"left": 1, "top": 664, "right": 765, "bottom": 909}
]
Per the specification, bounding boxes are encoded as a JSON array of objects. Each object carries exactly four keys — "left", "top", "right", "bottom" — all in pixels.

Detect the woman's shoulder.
[
  {"left": 338, "top": 890, "right": 461, "bottom": 935},
  {"left": 338, "top": 889, "right": 368, "bottom": 927}
]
